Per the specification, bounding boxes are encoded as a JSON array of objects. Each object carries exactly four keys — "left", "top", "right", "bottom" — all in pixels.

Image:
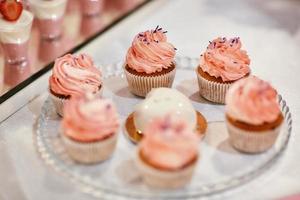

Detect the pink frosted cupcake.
[
  {"left": 225, "top": 76, "right": 283, "bottom": 153},
  {"left": 49, "top": 53, "right": 102, "bottom": 116},
  {"left": 61, "top": 94, "right": 119, "bottom": 164},
  {"left": 124, "top": 26, "right": 177, "bottom": 97},
  {"left": 136, "top": 114, "right": 200, "bottom": 188},
  {"left": 196, "top": 37, "right": 251, "bottom": 104}
]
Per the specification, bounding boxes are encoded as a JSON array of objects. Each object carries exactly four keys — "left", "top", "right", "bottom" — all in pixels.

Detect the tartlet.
[
  {"left": 136, "top": 114, "right": 200, "bottom": 188},
  {"left": 124, "top": 26, "right": 177, "bottom": 97},
  {"left": 124, "top": 88, "right": 207, "bottom": 143},
  {"left": 61, "top": 93, "right": 119, "bottom": 164},
  {"left": 196, "top": 37, "right": 250, "bottom": 104},
  {"left": 49, "top": 53, "right": 102, "bottom": 116},
  {"left": 225, "top": 76, "right": 283, "bottom": 153}
]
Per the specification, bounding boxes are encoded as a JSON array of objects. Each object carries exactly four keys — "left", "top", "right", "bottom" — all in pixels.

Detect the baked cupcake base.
[
  {"left": 49, "top": 87, "right": 103, "bottom": 117},
  {"left": 124, "top": 111, "right": 207, "bottom": 144},
  {"left": 61, "top": 131, "right": 118, "bottom": 164},
  {"left": 196, "top": 67, "right": 232, "bottom": 104},
  {"left": 226, "top": 114, "right": 283, "bottom": 153},
  {"left": 124, "top": 64, "right": 176, "bottom": 97},
  {"left": 135, "top": 149, "right": 198, "bottom": 189}
]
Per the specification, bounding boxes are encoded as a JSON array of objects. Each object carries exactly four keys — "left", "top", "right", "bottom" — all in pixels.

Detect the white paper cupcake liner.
[
  {"left": 226, "top": 119, "right": 282, "bottom": 153},
  {"left": 135, "top": 149, "right": 197, "bottom": 189},
  {"left": 49, "top": 92, "right": 68, "bottom": 117},
  {"left": 49, "top": 87, "right": 103, "bottom": 117},
  {"left": 124, "top": 66, "right": 176, "bottom": 97},
  {"left": 196, "top": 71, "right": 231, "bottom": 104},
  {"left": 61, "top": 131, "right": 118, "bottom": 164}
]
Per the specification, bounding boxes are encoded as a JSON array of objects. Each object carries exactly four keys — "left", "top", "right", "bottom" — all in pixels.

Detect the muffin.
[
  {"left": 124, "top": 25, "right": 177, "bottom": 97},
  {"left": 196, "top": 37, "right": 250, "bottom": 104},
  {"left": 136, "top": 114, "right": 200, "bottom": 188},
  {"left": 49, "top": 53, "right": 102, "bottom": 116},
  {"left": 61, "top": 93, "right": 119, "bottom": 164},
  {"left": 124, "top": 88, "right": 207, "bottom": 143},
  {"left": 225, "top": 76, "right": 283, "bottom": 153}
]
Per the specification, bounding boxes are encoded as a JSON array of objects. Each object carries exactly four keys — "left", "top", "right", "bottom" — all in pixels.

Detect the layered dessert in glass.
[
  {"left": 0, "top": 9, "right": 33, "bottom": 86},
  {"left": 79, "top": 0, "right": 104, "bottom": 38},
  {"left": 29, "top": 0, "right": 67, "bottom": 62}
]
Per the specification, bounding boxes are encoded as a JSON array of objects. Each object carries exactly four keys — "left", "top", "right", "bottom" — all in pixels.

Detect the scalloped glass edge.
[{"left": 35, "top": 56, "right": 293, "bottom": 199}]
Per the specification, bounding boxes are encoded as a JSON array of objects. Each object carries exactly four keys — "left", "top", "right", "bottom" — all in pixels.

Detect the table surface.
[{"left": 0, "top": 0, "right": 300, "bottom": 199}]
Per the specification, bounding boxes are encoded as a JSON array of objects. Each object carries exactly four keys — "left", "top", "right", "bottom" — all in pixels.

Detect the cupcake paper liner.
[
  {"left": 196, "top": 71, "right": 231, "bottom": 104},
  {"left": 49, "top": 87, "right": 103, "bottom": 117},
  {"left": 49, "top": 92, "right": 68, "bottom": 117},
  {"left": 124, "top": 66, "right": 176, "bottom": 97},
  {"left": 226, "top": 119, "right": 282, "bottom": 153},
  {"left": 61, "top": 131, "right": 118, "bottom": 164},
  {"left": 135, "top": 149, "right": 197, "bottom": 189}
]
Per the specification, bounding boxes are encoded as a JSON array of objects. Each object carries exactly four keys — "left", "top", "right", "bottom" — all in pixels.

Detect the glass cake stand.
[{"left": 36, "top": 57, "right": 292, "bottom": 199}]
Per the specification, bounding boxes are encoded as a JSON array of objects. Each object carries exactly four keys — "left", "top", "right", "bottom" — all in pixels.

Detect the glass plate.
[{"left": 36, "top": 57, "right": 292, "bottom": 199}]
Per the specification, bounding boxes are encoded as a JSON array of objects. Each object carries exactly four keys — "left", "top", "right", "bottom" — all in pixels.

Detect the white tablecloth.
[{"left": 0, "top": 0, "right": 300, "bottom": 199}]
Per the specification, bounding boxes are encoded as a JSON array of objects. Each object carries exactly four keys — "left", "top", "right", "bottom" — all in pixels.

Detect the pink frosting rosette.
[
  {"left": 200, "top": 37, "right": 250, "bottom": 82},
  {"left": 226, "top": 76, "right": 281, "bottom": 125},
  {"left": 62, "top": 94, "right": 119, "bottom": 142},
  {"left": 126, "top": 26, "right": 176, "bottom": 74},
  {"left": 140, "top": 114, "right": 200, "bottom": 170},
  {"left": 49, "top": 53, "right": 102, "bottom": 97}
]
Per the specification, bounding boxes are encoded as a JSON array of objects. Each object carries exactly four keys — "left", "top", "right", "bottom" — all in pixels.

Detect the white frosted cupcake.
[
  {"left": 136, "top": 114, "right": 200, "bottom": 188},
  {"left": 124, "top": 26, "right": 177, "bottom": 97},
  {"left": 196, "top": 37, "right": 251, "bottom": 104},
  {"left": 49, "top": 53, "right": 102, "bottom": 116},
  {"left": 124, "top": 88, "right": 207, "bottom": 143},
  {"left": 61, "top": 93, "right": 119, "bottom": 164},
  {"left": 225, "top": 76, "right": 283, "bottom": 153}
]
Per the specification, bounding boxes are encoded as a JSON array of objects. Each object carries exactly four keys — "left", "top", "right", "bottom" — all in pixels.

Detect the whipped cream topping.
[
  {"left": 0, "top": 10, "right": 33, "bottom": 44},
  {"left": 62, "top": 94, "right": 119, "bottom": 142},
  {"left": 126, "top": 26, "right": 176, "bottom": 74},
  {"left": 140, "top": 114, "right": 199, "bottom": 170},
  {"left": 134, "top": 88, "right": 197, "bottom": 133},
  {"left": 226, "top": 76, "right": 281, "bottom": 125},
  {"left": 199, "top": 37, "right": 250, "bottom": 82},
  {"left": 29, "top": 0, "right": 67, "bottom": 19}
]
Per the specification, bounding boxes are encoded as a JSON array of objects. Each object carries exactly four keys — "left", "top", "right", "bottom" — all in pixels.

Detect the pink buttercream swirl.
[
  {"left": 226, "top": 76, "right": 281, "bottom": 125},
  {"left": 126, "top": 26, "right": 176, "bottom": 74},
  {"left": 49, "top": 54, "right": 102, "bottom": 97},
  {"left": 140, "top": 114, "right": 199, "bottom": 170},
  {"left": 200, "top": 37, "right": 250, "bottom": 82},
  {"left": 62, "top": 94, "right": 119, "bottom": 142}
]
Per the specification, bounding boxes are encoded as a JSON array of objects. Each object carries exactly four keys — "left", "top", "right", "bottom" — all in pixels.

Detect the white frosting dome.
[{"left": 134, "top": 88, "right": 197, "bottom": 133}]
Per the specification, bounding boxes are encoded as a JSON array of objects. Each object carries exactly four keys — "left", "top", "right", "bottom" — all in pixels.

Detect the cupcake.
[
  {"left": 225, "top": 76, "right": 283, "bottom": 153},
  {"left": 124, "top": 26, "right": 177, "bottom": 97},
  {"left": 196, "top": 37, "right": 250, "bottom": 104},
  {"left": 124, "top": 88, "right": 207, "bottom": 143},
  {"left": 61, "top": 93, "right": 119, "bottom": 164},
  {"left": 136, "top": 114, "right": 200, "bottom": 188},
  {"left": 49, "top": 53, "right": 102, "bottom": 116}
]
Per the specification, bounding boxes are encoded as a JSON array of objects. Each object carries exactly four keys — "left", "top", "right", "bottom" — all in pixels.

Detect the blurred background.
[
  {"left": 0, "top": 0, "right": 146, "bottom": 98},
  {"left": 0, "top": 0, "right": 299, "bottom": 99}
]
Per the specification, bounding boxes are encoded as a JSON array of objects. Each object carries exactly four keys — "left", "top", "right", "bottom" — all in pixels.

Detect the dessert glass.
[
  {"left": 29, "top": 0, "right": 67, "bottom": 62},
  {"left": 79, "top": 0, "right": 104, "bottom": 38},
  {"left": 0, "top": 10, "right": 34, "bottom": 86}
]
